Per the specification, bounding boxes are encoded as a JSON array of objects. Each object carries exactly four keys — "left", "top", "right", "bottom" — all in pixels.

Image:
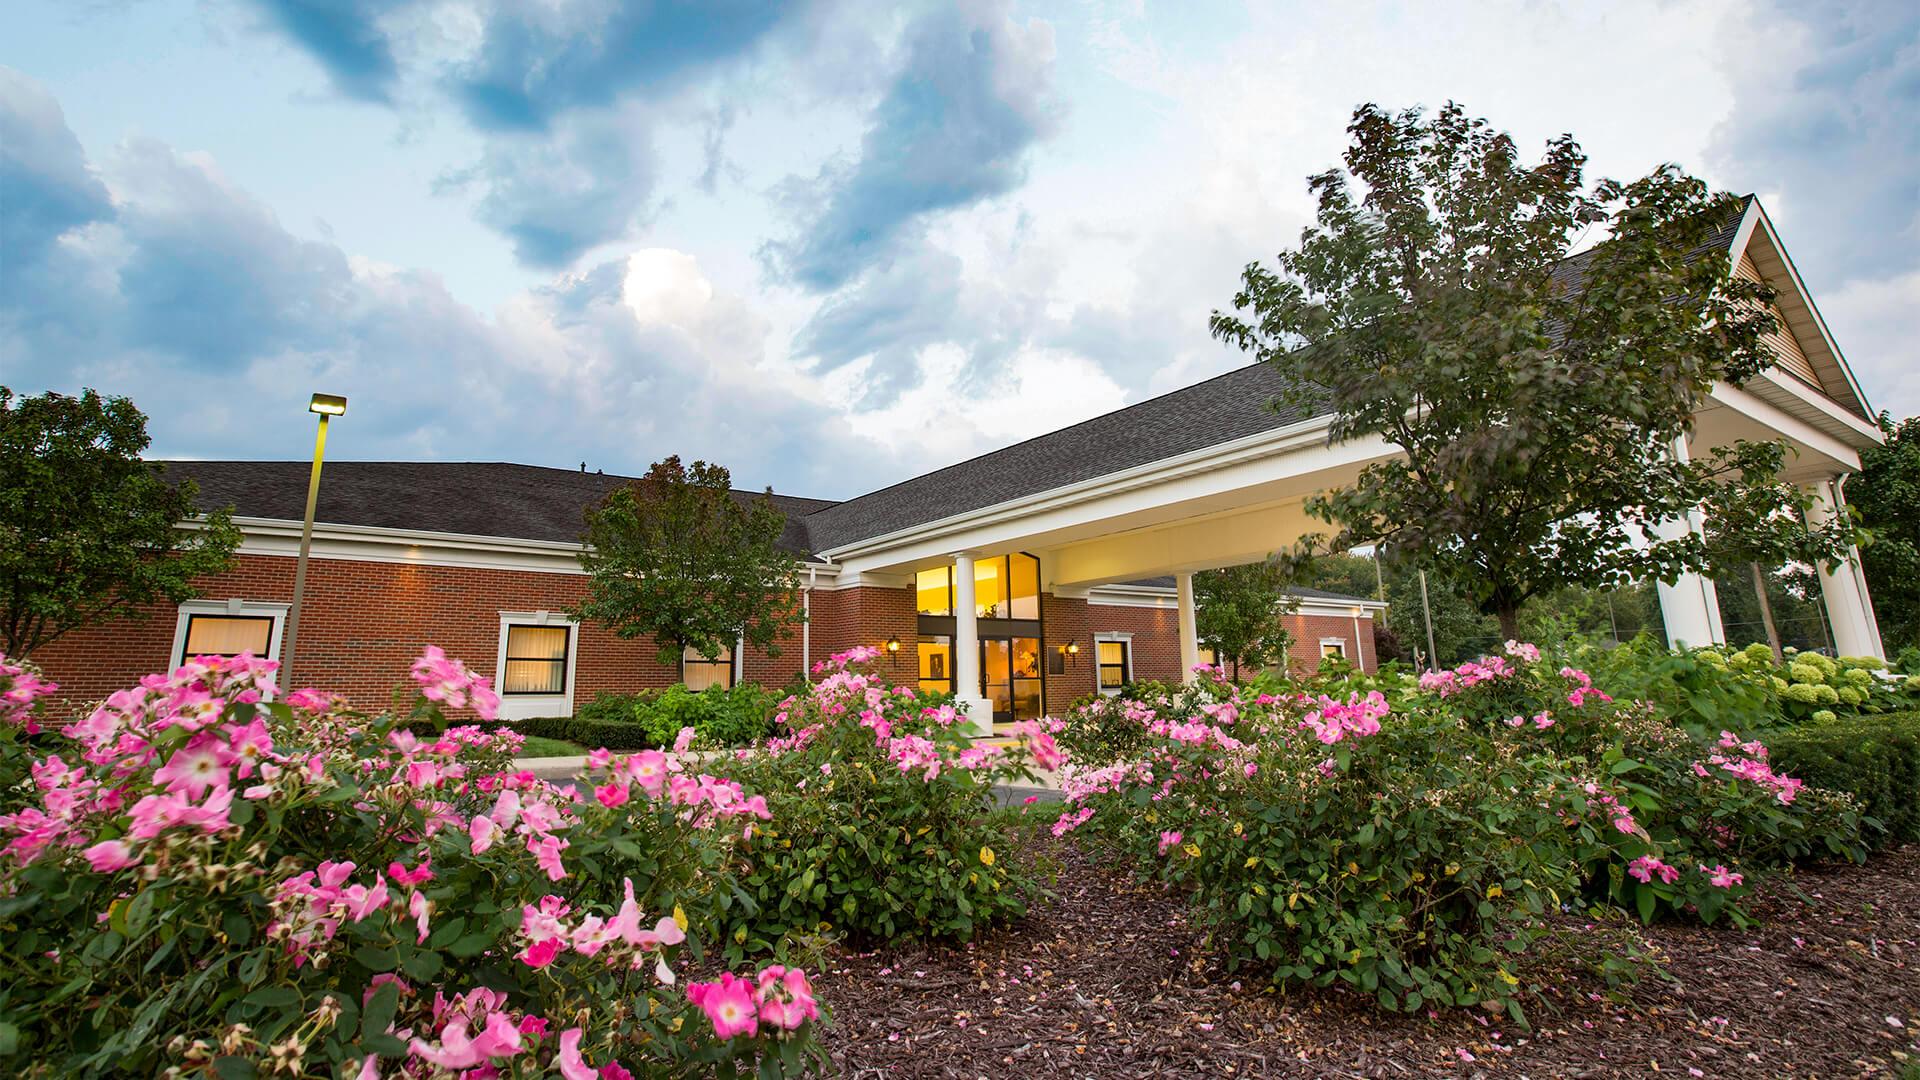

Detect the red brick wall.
[
  {"left": 1041, "top": 592, "right": 1094, "bottom": 712},
  {"left": 32, "top": 553, "right": 807, "bottom": 718},
  {"left": 1282, "top": 612, "right": 1375, "bottom": 676},
  {"left": 27, "top": 549, "right": 1375, "bottom": 722},
  {"left": 806, "top": 585, "right": 919, "bottom": 685},
  {"left": 1085, "top": 602, "right": 1184, "bottom": 683}
]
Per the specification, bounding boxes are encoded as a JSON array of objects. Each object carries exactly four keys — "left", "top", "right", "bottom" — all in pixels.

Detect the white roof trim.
[
  {"left": 816, "top": 412, "right": 1340, "bottom": 561},
  {"left": 1735, "top": 199, "right": 1877, "bottom": 423}
]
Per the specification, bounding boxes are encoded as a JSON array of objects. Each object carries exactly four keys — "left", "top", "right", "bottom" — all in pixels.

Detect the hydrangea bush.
[
  {"left": 710, "top": 647, "right": 1062, "bottom": 954},
  {"left": 0, "top": 650, "right": 824, "bottom": 1079}
]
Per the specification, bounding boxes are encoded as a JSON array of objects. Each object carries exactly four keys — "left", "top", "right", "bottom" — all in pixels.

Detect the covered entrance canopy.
[{"left": 798, "top": 197, "right": 1886, "bottom": 731}]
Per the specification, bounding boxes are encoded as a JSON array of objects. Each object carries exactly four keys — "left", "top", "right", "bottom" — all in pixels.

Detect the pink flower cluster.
[
  {"left": 1627, "top": 855, "right": 1680, "bottom": 884},
  {"left": 1575, "top": 779, "right": 1641, "bottom": 836},
  {"left": 515, "top": 878, "right": 685, "bottom": 982},
  {"left": 1299, "top": 691, "right": 1389, "bottom": 745},
  {"left": 0, "top": 654, "right": 58, "bottom": 733},
  {"left": 271, "top": 860, "right": 433, "bottom": 962},
  {"left": 1561, "top": 666, "right": 1613, "bottom": 708},
  {"left": 1693, "top": 731, "right": 1804, "bottom": 805},
  {"left": 1417, "top": 655, "right": 1514, "bottom": 697},
  {"left": 405, "top": 986, "right": 582, "bottom": 1076},
  {"left": 686, "top": 965, "right": 819, "bottom": 1039},
  {"left": 810, "top": 645, "right": 882, "bottom": 677},
  {"left": 411, "top": 645, "right": 502, "bottom": 720},
  {"left": 1504, "top": 711, "right": 1555, "bottom": 730},
  {"left": 1009, "top": 720, "right": 1065, "bottom": 771},
  {"left": 1157, "top": 829, "right": 1184, "bottom": 855}
]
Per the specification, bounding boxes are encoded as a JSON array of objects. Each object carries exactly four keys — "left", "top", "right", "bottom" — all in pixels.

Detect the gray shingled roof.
[
  {"left": 157, "top": 460, "right": 836, "bottom": 557},
  {"left": 800, "top": 362, "right": 1322, "bottom": 552}
]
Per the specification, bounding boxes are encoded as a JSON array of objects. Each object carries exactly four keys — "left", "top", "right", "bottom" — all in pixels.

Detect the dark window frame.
[
  {"left": 502, "top": 623, "right": 572, "bottom": 697},
  {"left": 180, "top": 613, "right": 276, "bottom": 666}
]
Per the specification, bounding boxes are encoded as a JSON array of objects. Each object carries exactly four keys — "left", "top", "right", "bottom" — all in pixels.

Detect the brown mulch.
[{"left": 815, "top": 834, "right": 1920, "bottom": 1078}]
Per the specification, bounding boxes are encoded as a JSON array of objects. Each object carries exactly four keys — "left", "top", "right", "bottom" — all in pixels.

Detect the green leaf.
[
  {"left": 352, "top": 945, "right": 398, "bottom": 973},
  {"left": 242, "top": 987, "right": 300, "bottom": 1009},
  {"left": 362, "top": 982, "right": 400, "bottom": 1039},
  {"left": 212, "top": 1057, "right": 256, "bottom": 1080}
]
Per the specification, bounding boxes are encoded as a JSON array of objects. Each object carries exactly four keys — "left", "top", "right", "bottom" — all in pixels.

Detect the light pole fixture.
[{"left": 278, "top": 393, "right": 347, "bottom": 694}]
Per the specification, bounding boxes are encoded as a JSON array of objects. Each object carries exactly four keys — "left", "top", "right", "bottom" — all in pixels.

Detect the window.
[
  {"left": 1096, "top": 637, "right": 1130, "bottom": 692},
  {"left": 180, "top": 614, "right": 275, "bottom": 664},
  {"left": 916, "top": 568, "right": 951, "bottom": 616},
  {"left": 1321, "top": 640, "right": 1346, "bottom": 660},
  {"left": 502, "top": 624, "right": 570, "bottom": 695},
  {"left": 918, "top": 636, "right": 952, "bottom": 695},
  {"left": 913, "top": 553, "right": 1041, "bottom": 619},
  {"left": 1197, "top": 645, "right": 1218, "bottom": 667},
  {"left": 683, "top": 644, "right": 735, "bottom": 691}
]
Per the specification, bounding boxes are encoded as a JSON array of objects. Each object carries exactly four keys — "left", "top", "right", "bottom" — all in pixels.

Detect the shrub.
[
  {"left": 510, "top": 713, "right": 656, "bottom": 750},
  {"left": 639, "top": 685, "right": 779, "bottom": 749},
  {"left": 1053, "top": 649, "right": 1869, "bottom": 1018},
  {"left": 710, "top": 647, "right": 1060, "bottom": 955},
  {"left": 1056, "top": 676, "right": 1579, "bottom": 1020},
  {"left": 1418, "top": 642, "right": 1867, "bottom": 921},
  {"left": 574, "top": 689, "right": 650, "bottom": 726},
  {"left": 0, "top": 650, "right": 824, "bottom": 1078},
  {"left": 1766, "top": 710, "right": 1920, "bottom": 847}
]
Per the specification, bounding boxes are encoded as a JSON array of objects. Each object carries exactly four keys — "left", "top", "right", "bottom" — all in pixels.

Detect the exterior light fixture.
[
  {"left": 1066, "top": 641, "right": 1080, "bottom": 655},
  {"left": 280, "top": 393, "right": 347, "bottom": 694},
  {"left": 885, "top": 636, "right": 901, "bottom": 654}
]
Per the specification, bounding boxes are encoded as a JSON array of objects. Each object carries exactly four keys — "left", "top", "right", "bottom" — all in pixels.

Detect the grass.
[{"left": 516, "top": 735, "right": 586, "bottom": 758}]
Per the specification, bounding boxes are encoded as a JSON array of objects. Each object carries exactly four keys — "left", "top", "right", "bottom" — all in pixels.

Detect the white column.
[
  {"left": 1805, "top": 478, "right": 1884, "bottom": 659},
  {"left": 950, "top": 553, "right": 992, "bottom": 735},
  {"left": 1176, "top": 571, "right": 1201, "bottom": 684},
  {"left": 1654, "top": 436, "right": 1726, "bottom": 649}
]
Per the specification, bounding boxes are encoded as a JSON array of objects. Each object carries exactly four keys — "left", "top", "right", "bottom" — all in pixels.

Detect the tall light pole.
[
  {"left": 278, "top": 393, "right": 346, "bottom": 695},
  {"left": 1418, "top": 569, "right": 1439, "bottom": 672}
]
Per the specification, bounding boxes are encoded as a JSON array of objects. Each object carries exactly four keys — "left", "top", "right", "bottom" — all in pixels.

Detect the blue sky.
[{"left": 4, "top": 0, "right": 1915, "bottom": 499}]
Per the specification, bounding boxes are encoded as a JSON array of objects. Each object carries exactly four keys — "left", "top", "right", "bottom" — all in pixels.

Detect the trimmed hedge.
[
  {"left": 509, "top": 714, "right": 654, "bottom": 750},
  {"left": 1767, "top": 710, "right": 1920, "bottom": 848}
]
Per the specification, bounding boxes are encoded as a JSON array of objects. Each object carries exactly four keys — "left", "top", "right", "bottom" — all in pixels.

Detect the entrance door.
[
  {"left": 978, "top": 636, "right": 1042, "bottom": 728},
  {"left": 981, "top": 639, "right": 1012, "bottom": 725}
]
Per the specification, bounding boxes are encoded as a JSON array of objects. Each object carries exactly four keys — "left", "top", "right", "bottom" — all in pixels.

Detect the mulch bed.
[{"left": 814, "top": 833, "right": 1920, "bottom": 1078}]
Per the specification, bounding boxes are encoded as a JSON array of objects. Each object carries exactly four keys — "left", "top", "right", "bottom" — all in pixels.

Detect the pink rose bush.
[
  {"left": 1413, "top": 643, "right": 1866, "bottom": 926},
  {"left": 708, "top": 647, "right": 1061, "bottom": 950},
  {"left": 0, "top": 650, "right": 823, "bottom": 1077},
  {"left": 1047, "top": 641, "right": 1868, "bottom": 1018}
]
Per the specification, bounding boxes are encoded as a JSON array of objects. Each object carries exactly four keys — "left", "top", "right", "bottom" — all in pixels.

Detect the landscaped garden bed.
[{"left": 817, "top": 828, "right": 1920, "bottom": 1077}]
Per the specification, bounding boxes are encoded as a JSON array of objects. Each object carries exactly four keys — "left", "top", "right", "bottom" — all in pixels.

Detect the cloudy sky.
[{"left": 4, "top": 0, "right": 1915, "bottom": 500}]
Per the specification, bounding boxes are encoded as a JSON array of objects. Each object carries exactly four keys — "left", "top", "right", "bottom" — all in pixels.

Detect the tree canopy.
[
  {"left": 1193, "top": 560, "right": 1297, "bottom": 681},
  {"left": 575, "top": 456, "right": 804, "bottom": 668},
  {"left": 0, "top": 387, "right": 241, "bottom": 658},
  {"left": 1850, "top": 414, "right": 1920, "bottom": 658},
  {"left": 1211, "top": 102, "right": 1838, "bottom": 639}
]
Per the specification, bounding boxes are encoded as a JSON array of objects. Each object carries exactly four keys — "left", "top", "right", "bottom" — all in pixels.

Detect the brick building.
[
  {"left": 31, "top": 459, "right": 1383, "bottom": 725},
  {"left": 28, "top": 198, "right": 1893, "bottom": 727}
]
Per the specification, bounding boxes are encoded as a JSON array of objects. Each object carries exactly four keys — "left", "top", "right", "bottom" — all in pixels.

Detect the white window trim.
[
  {"left": 496, "top": 611, "right": 581, "bottom": 722},
  {"left": 1093, "top": 632, "right": 1134, "bottom": 695},
  {"left": 171, "top": 599, "right": 290, "bottom": 690},
  {"left": 1319, "top": 637, "right": 1348, "bottom": 659}
]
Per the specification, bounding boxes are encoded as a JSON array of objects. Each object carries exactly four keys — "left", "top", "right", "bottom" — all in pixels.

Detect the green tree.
[
  {"left": 0, "top": 387, "right": 241, "bottom": 658},
  {"left": 1698, "top": 440, "right": 1858, "bottom": 661},
  {"left": 1850, "top": 414, "right": 1920, "bottom": 654},
  {"left": 1211, "top": 102, "right": 1830, "bottom": 640},
  {"left": 1194, "top": 560, "right": 1297, "bottom": 681},
  {"left": 1297, "top": 551, "right": 1498, "bottom": 666},
  {"left": 576, "top": 456, "right": 803, "bottom": 667}
]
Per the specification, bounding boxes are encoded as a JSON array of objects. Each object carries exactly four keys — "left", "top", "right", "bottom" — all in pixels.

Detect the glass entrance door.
[{"left": 913, "top": 633, "right": 1045, "bottom": 728}]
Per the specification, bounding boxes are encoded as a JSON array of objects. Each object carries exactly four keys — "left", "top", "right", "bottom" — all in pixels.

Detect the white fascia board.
[
  {"left": 1706, "top": 376, "right": 1880, "bottom": 464},
  {"left": 183, "top": 516, "right": 841, "bottom": 579},
  {"left": 1295, "top": 598, "right": 1386, "bottom": 618},
  {"left": 820, "top": 413, "right": 1355, "bottom": 565},
  {"left": 1746, "top": 203, "right": 1876, "bottom": 419},
  {"left": 1084, "top": 583, "right": 1384, "bottom": 617}
]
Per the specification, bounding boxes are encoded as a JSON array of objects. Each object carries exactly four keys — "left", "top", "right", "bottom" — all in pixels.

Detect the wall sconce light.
[
  {"left": 885, "top": 636, "right": 901, "bottom": 654},
  {"left": 1066, "top": 641, "right": 1080, "bottom": 655}
]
